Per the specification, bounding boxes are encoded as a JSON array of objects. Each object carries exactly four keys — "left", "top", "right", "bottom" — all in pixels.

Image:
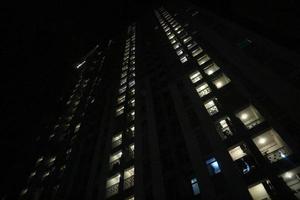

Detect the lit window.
[
  {"left": 121, "top": 71, "right": 127, "bottom": 78},
  {"left": 197, "top": 54, "right": 210, "bottom": 66},
  {"left": 228, "top": 144, "right": 253, "bottom": 174},
  {"left": 279, "top": 167, "right": 300, "bottom": 198},
  {"left": 176, "top": 49, "right": 184, "bottom": 56},
  {"left": 212, "top": 73, "right": 231, "bottom": 89},
  {"left": 168, "top": 34, "right": 175, "bottom": 40},
  {"left": 204, "top": 63, "right": 220, "bottom": 75},
  {"left": 116, "top": 105, "right": 124, "bottom": 116},
  {"left": 129, "top": 98, "right": 135, "bottom": 107},
  {"left": 180, "top": 55, "right": 188, "bottom": 63},
  {"left": 119, "top": 85, "right": 127, "bottom": 94},
  {"left": 122, "top": 66, "right": 128, "bottom": 71},
  {"left": 129, "top": 143, "right": 135, "bottom": 158},
  {"left": 206, "top": 157, "right": 221, "bottom": 175},
  {"left": 248, "top": 182, "right": 271, "bottom": 200},
  {"left": 124, "top": 166, "right": 134, "bottom": 189},
  {"left": 191, "top": 178, "right": 200, "bottom": 195},
  {"left": 74, "top": 123, "right": 81, "bottom": 133},
  {"left": 189, "top": 70, "right": 202, "bottom": 83},
  {"left": 166, "top": 31, "right": 171, "bottom": 36},
  {"left": 106, "top": 174, "right": 121, "bottom": 197},
  {"left": 128, "top": 79, "right": 135, "bottom": 88},
  {"left": 196, "top": 82, "right": 211, "bottom": 97},
  {"left": 112, "top": 133, "right": 122, "bottom": 148},
  {"left": 170, "top": 39, "right": 177, "bottom": 44},
  {"left": 129, "top": 88, "right": 135, "bottom": 96},
  {"left": 173, "top": 43, "right": 181, "bottom": 50},
  {"left": 128, "top": 125, "right": 135, "bottom": 136},
  {"left": 109, "top": 150, "right": 122, "bottom": 169},
  {"left": 236, "top": 105, "right": 264, "bottom": 129},
  {"left": 183, "top": 36, "right": 192, "bottom": 44},
  {"left": 187, "top": 41, "right": 197, "bottom": 50},
  {"left": 252, "top": 129, "right": 291, "bottom": 163},
  {"left": 120, "top": 77, "right": 127, "bottom": 86},
  {"left": 216, "top": 117, "right": 233, "bottom": 140},
  {"left": 177, "top": 28, "right": 184, "bottom": 34},
  {"left": 128, "top": 110, "right": 135, "bottom": 121},
  {"left": 174, "top": 25, "right": 181, "bottom": 31},
  {"left": 191, "top": 47, "right": 203, "bottom": 57},
  {"left": 117, "top": 95, "right": 126, "bottom": 104},
  {"left": 204, "top": 98, "right": 219, "bottom": 115},
  {"left": 126, "top": 196, "right": 135, "bottom": 200}
]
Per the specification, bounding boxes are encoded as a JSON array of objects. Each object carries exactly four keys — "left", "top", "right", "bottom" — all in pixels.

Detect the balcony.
[
  {"left": 264, "top": 146, "right": 291, "bottom": 163},
  {"left": 106, "top": 183, "right": 119, "bottom": 198},
  {"left": 123, "top": 176, "right": 134, "bottom": 190}
]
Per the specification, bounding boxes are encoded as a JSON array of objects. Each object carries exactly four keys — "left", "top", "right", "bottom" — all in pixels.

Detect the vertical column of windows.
[
  {"left": 106, "top": 25, "right": 136, "bottom": 200},
  {"left": 156, "top": 7, "right": 295, "bottom": 198}
]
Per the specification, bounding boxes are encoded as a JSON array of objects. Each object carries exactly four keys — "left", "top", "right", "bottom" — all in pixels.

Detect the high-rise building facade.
[{"left": 19, "top": 2, "right": 300, "bottom": 200}]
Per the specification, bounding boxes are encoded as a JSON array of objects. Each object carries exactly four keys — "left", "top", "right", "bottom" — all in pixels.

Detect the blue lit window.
[
  {"left": 191, "top": 178, "right": 200, "bottom": 195},
  {"left": 206, "top": 157, "right": 221, "bottom": 175}
]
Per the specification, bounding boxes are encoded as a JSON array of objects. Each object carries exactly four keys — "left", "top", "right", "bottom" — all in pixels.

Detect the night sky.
[{"left": 2, "top": 0, "right": 299, "bottom": 198}]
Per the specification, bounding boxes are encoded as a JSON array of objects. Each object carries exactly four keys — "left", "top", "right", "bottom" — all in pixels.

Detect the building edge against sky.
[{"left": 18, "top": 1, "right": 300, "bottom": 200}]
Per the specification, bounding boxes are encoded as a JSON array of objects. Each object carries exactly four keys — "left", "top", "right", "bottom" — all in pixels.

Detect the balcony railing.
[
  {"left": 246, "top": 118, "right": 264, "bottom": 129},
  {"left": 112, "top": 139, "right": 122, "bottom": 148},
  {"left": 265, "top": 146, "right": 291, "bottom": 163},
  {"left": 106, "top": 183, "right": 119, "bottom": 198},
  {"left": 123, "top": 176, "right": 134, "bottom": 190}
]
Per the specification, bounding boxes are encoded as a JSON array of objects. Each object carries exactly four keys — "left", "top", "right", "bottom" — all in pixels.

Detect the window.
[
  {"left": 191, "top": 178, "right": 200, "bottom": 195},
  {"left": 124, "top": 166, "right": 134, "bottom": 189},
  {"left": 216, "top": 117, "right": 233, "bottom": 140},
  {"left": 204, "top": 98, "right": 219, "bottom": 115},
  {"left": 176, "top": 49, "right": 184, "bottom": 56},
  {"left": 126, "top": 196, "right": 135, "bottom": 200},
  {"left": 170, "top": 39, "right": 177, "bottom": 44},
  {"left": 109, "top": 150, "right": 122, "bottom": 169},
  {"left": 279, "top": 167, "right": 300, "bottom": 198},
  {"left": 129, "top": 88, "right": 135, "bottom": 96},
  {"left": 177, "top": 28, "right": 184, "bottom": 34},
  {"left": 128, "top": 125, "right": 135, "bottom": 136},
  {"left": 112, "top": 133, "right": 122, "bottom": 148},
  {"left": 120, "top": 77, "right": 127, "bottom": 86},
  {"left": 212, "top": 73, "right": 231, "bottom": 89},
  {"left": 206, "top": 157, "right": 221, "bottom": 175},
  {"left": 128, "top": 110, "right": 135, "bottom": 121},
  {"left": 228, "top": 144, "right": 254, "bottom": 174},
  {"left": 129, "top": 144, "right": 135, "bottom": 158},
  {"left": 117, "top": 95, "right": 126, "bottom": 104},
  {"left": 197, "top": 54, "right": 210, "bottom": 66},
  {"left": 191, "top": 47, "right": 203, "bottom": 57},
  {"left": 236, "top": 105, "right": 264, "bottom": 129},
  {"left": 168, "top": 34, "right": 175, "bottom": 40},
  {"left": 204, "top": 63, "right": 220, "bottom": 75},
  {"left": 189, "top": 70, "right": 202, "bottom": 83},
  {"left": 183, "top": 36, "right": 192, "bottom": 44},
  {"left": 129, "top": 98, "right": 135, "bottom": 107},
  {"left": 74, "top": 123, "right": 81, "bottom": 133},
  {"left": 119, "top": 85, "right": 127, "bottom": 94},
  {"left": 166, "top": 31, "right": 171, "bottom": 36},
  {"left": 173, "top": 43, "right": 181, "bottom": 50},
  {"left": 121, "top": 71, "right": 127, "bottom": 78},
  {"left": 116, "top": 105, "right": 124, "bottom": 116},
  {"left": 196, "top": 82, "right": 211, "bottom": 97},
  {"left": 180, "top": 55, "right": 188, "bottom": 63},
  {"left": 128, "top": 79, "right": 135, "bottom": 88},
  {"left": 122, "top": 66, "right": 128, "bottom": 71},
  {"left": 106, "top": 174, "right": 121, "bottom": 197},
  {"left": 187, "top": 41, "right": 197, "bottom": 50},
  {"left": 174, "top": 25, "right": 181, "bottom": 31},
  {"left": 248, "top": 182, "right": 271, "bottom": 200},
  {"left": 252, "top": 129, "right": 291, "bottom": 163}
]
